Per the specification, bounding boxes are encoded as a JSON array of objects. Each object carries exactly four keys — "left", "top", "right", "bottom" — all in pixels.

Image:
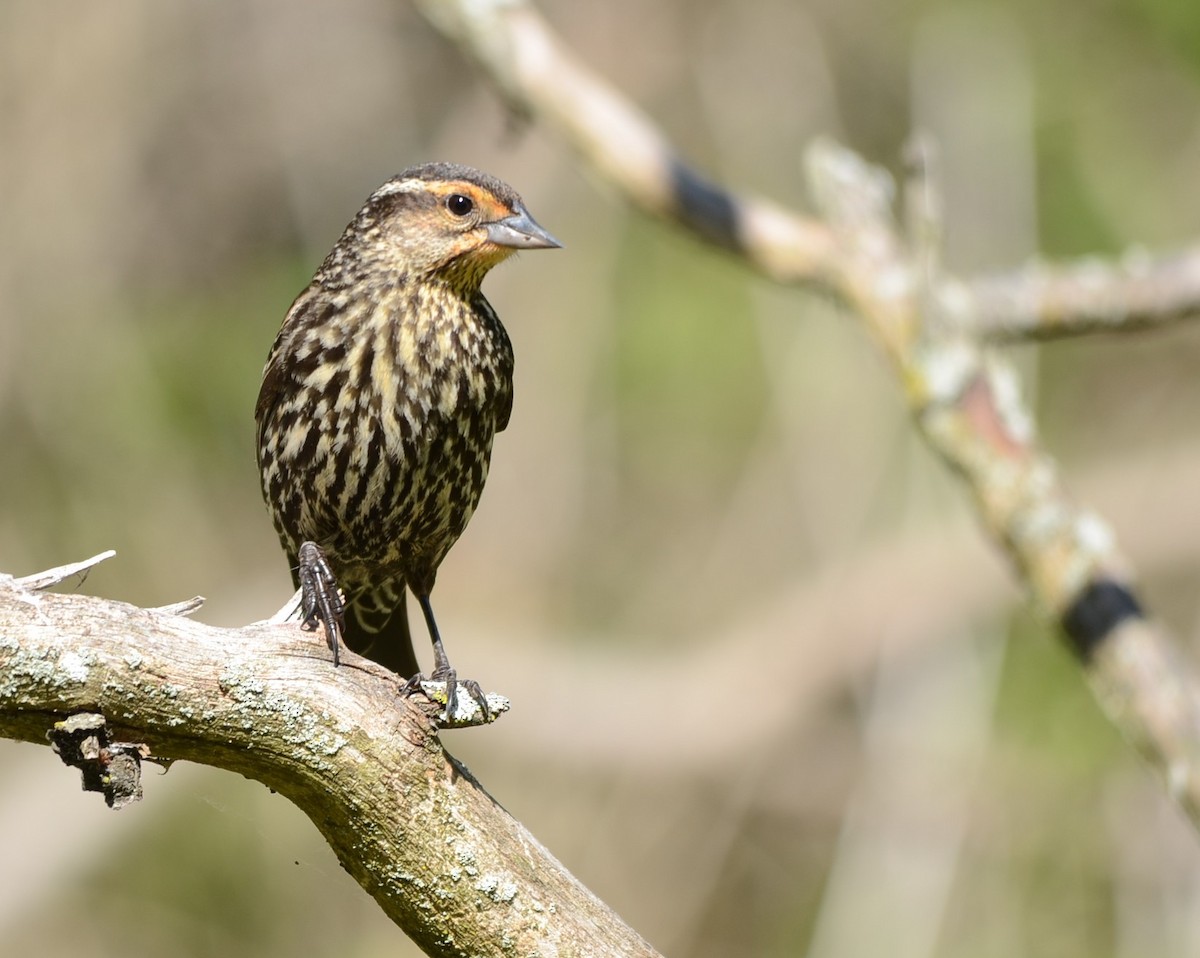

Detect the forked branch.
[{"left": 416, "top": 0, "right": 1200, "bottom": 825}]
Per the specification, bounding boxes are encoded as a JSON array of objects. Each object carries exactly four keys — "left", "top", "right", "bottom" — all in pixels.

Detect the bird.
[{"left": 254, "top": 162, "right": 560, "bottom": 716}]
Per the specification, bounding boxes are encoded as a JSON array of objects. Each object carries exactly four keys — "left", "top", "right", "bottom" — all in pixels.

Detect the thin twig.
[
  {"left": 12, "top": 549, "right": 116, "bottom": 592},
  {"left": 969, "top": 245, "right": 1200, "bottom": 340},
  {"left": 146, "top": 596, "right": 206, "bottom": 616}
]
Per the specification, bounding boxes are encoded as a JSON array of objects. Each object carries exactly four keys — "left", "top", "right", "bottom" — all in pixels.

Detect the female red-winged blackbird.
[{"left": 255, "top": 163, "right": 560, "bottom": 715}]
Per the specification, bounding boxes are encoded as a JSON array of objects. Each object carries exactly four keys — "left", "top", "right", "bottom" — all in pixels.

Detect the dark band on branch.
[
  {"left": 667, "top": 158, "right": 742, "bottom": 253},
  {"left": 1061, "top": 579, "right": 1144, "bottom": 662}
]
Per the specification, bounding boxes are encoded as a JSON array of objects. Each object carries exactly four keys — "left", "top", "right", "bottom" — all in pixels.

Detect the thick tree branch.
[
  {"left": 416, "top": 0, "right": 1200, "bottom": 825},
  {"left": 0, "top": 564, "right": 662, "bottom": 958}
]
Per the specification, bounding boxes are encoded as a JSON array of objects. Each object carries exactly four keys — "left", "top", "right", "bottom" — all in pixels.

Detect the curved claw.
[{"left": 297, "top": 541, "right": 345, "bottom": 665}]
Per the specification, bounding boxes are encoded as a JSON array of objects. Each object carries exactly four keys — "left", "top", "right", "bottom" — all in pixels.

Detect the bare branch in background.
[
  {"left": 415, "top": 0, "right": 841, "bottom": 288},
  {"left": 415, "top": 0, "right": 1200, "bottom": 824},
  {"left": 969, "top": 245, "right": 1200, "bottom": 340},
  {"left": 417, "top": 0, "right": 1200, "bottom": 341}
]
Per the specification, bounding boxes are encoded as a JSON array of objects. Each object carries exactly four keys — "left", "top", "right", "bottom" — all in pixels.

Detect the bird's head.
[{"left": 330, "top": 162, "right": 561, "bottom": 291}]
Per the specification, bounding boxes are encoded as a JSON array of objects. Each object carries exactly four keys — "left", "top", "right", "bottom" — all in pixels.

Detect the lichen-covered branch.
[
  {"left": 415, "top": 0, "right": 1200, "bottom": 825},
  {"left": 0, "top": 565, "right": 662, "bottom": 958},
  {"left": 804, "top": 141, "right": 1200, "bottom": 817}
]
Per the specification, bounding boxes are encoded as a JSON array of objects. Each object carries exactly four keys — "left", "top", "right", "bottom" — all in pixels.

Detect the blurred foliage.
[{"left": 3, "top": 0, "right": 1200, "bottom": 956}]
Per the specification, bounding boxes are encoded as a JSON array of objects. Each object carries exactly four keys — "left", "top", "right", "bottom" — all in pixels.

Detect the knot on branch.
[{"left": 48, "top": 712, "right": 150, "bottom": 810}]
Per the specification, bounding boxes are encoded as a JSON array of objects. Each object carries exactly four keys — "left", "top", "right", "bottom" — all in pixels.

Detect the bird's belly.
[{"left": 289, "top": 401, "right": 497, "bottom": 579}]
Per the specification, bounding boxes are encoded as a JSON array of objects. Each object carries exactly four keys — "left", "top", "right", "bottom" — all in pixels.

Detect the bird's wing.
[{"left": 254, "top": 289, "right": 333, "bottom": 460}]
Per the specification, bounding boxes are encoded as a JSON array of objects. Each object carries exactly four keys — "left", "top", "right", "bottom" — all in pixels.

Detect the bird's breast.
[{"left": 355, "top": 288, "right": 511, "bottom": 450}]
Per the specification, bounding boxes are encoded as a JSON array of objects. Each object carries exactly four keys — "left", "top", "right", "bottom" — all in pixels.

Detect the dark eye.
[{"left": 446, "top": 193, "right": 474, "bottom": 217}]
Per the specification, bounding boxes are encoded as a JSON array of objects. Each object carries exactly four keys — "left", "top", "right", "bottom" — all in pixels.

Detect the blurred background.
[{"left": 4, "top": 0, "right": 1200, "bottom": 955}]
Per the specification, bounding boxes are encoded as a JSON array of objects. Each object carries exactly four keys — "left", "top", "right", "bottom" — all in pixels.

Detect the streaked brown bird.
[{"left": 255, "top": 163, "right": 560, "bottom": 713}]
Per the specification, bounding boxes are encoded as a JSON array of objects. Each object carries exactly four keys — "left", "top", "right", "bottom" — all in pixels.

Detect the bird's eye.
[{"left": 446, "top": 194, "right": 474, "bottom": 217}]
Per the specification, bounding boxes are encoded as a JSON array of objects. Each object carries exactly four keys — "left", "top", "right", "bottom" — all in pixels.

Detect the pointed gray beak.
[{"left": 487, "top": 203, "right": 563, "bottom": 250}]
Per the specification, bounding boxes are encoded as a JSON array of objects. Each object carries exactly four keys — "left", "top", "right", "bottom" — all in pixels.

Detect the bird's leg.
[
  {"left": 297, "top": 541, "right": 345, "bottom": 666},
  {"left": 411, "top": 592, "right": 489, "bottom": 721}
]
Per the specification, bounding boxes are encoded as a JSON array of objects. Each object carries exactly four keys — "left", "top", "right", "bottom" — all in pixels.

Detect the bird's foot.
[
  {"left": 401, "top": 670, "right": 508, "bottom": 728},
  {"left": 297, "top": 541, "right": 345, "bottom": 665},
  {"left": 433, "top": 665, "right": 489, "bottom": 722}
]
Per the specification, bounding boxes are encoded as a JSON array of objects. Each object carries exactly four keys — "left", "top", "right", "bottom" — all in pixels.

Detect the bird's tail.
[{"left": 344, "top": 580, "right": 421, "bottom": 679}]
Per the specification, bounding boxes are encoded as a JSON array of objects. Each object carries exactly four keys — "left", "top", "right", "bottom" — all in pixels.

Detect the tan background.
[{"left": 3, "top": 1, "right": 1200, "bottom": 955}]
